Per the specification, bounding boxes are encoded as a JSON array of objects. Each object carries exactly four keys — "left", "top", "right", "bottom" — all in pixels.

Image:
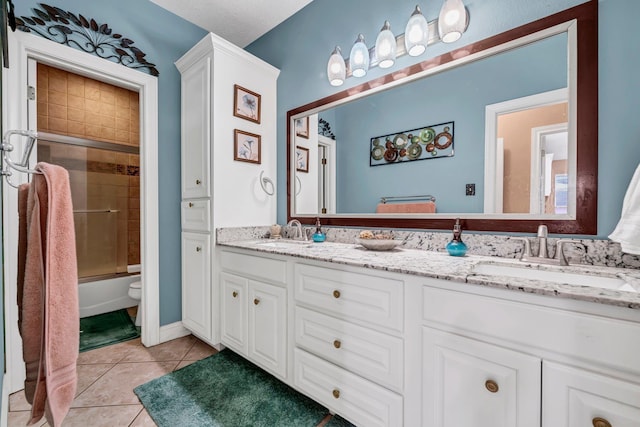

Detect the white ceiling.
[{"left": 150, "top": 0, "right": 313, "bottom": 48}]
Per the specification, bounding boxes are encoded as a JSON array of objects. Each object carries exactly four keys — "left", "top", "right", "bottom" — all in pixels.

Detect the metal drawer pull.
[
  {"left": 333, "top": 340, "right": 341, "bottom": 349},
  {"left": 232, "top": 291, "right": 238, "bottom": 298},
  {"left": 332, "top": 389, "right": 340, "bottom": 399},
  {"left": 196, "top": 246, "right": 202, "bottom": 252},
  {"left": 485, "top": 380, "right": 499, "bottom": 393},
  {"left": 592, "top": 417, "right": 611, "bottom": 427},
  {"left": 254, "top": 298, "right": 260, "bottom": 305},
  {"left": 333, "top": 290, "right": 341, "bottom": 299},
  {"left": 196, "top": 179, "right": 201, "bottom": 185},
  {"left": 188, "top": 202, "right": 194, "bottom": 207}
]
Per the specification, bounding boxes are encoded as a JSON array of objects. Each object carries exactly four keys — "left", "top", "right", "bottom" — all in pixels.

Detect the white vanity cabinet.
[
  {"left": 176, "top": 33, "right": 279, "bottom": 345},
  {"left": 181, "top": 232, "right": 211, "bottom": 339},
  {"left": 219, "top": 251, "right": 287, "bottom": 379},
  {"left": 421, "top": 280, "right": 640, "bottom": 427}
]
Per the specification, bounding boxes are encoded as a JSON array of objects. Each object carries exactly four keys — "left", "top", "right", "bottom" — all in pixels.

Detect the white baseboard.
[
  {"left": 158, "top": 321, "right": 191, "bottom": 343},
  {"left": 1, "top": 375, "right": 10, "bottom": 427}
]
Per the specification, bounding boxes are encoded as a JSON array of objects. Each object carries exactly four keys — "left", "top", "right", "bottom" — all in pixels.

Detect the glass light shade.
[
  {"left": 349, "top": 34, "right": 370, "bottom": 78},
  {"left": 375, "top": 20, "right": 396, "bottom": 69},
  {"left": 327, "top": 46, "right": 346, "bottom": 86},
  {"left": 404, "top": 5, "right": 429, "bottom": 57},
  {"left": 438, "top": 0, "right": 467, "bottom": 43}
]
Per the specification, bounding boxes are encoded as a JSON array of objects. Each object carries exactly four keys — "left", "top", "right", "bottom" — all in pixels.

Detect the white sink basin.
[
  {"left": 255, "top": 239, "right": 313, "bottom": 248},
  {"left": 472, "top": 263, "right": 637, "bottom": 293}
]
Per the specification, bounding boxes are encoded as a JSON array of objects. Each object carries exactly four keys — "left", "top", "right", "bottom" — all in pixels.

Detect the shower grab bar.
[{"left": 73, "top": 209, "right": 120, "bottom": 214}]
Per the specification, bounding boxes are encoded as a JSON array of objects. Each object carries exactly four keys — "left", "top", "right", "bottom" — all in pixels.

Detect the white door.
[
  {"left": 248, "top": 280, "right": 286, "bottom": 378},
  {"left": 422, "top": 327, "right": 541, "bottom": 427},
  {"left": 220, "top": 272, "right": 248, "bottom": 355},
  {"left": 181, "top": 232, "right": 211, "bottom": 340},
  {"left": 543, "top": 361, "right": 640, "bottom": 427}
]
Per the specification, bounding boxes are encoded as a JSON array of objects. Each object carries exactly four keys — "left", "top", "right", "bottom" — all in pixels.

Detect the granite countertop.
[{"left": 218, "top": 239, "right": 640, "bottom": 310}]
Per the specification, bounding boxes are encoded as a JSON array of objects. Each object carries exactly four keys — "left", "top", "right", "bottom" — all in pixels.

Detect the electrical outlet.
[{"left": 466, "top": 183, "right": 475, "bottom": 196}]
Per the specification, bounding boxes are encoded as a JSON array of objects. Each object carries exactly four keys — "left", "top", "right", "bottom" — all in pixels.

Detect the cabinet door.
[
  {"left": 543, "top": 361, "right": 640, "bottom": 427},
  {"left": 422, "top": 327, "right": 541, "bottom": 427},
  {"left": 220, "top": 272, "right": 248, "bottom": 355},
  {"left": 181, "top": 232, "right": 211, "bottom": 340},
  {"left": 180, "top": 55, "right": 211, "bottom": 199},
  {"left": 249, "top": 280, "right": 286, "bottom": 379}
]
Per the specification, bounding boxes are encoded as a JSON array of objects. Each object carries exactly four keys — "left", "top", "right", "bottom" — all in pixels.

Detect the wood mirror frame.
[{"left": 286, "top": 1, "right": 597, "bottom": 234}]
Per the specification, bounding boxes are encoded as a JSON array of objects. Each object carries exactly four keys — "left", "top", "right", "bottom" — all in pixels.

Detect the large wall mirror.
[{"left": 287, "top": 1, "right": 597, "bottom": 234}]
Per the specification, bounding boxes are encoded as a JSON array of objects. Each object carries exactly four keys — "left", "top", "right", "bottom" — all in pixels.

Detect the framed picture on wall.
[
  {"left": 295, "top": 116, "right": 309, "bottom": 139},
  {"left": 234, "top": 129, "right": 261, "bottom": 164},
  {"left": 296, "top": 146, "right": 309, "bottom": 173},
  {"left": 233, "top": 84, "right": 261, "bottom": 123}
]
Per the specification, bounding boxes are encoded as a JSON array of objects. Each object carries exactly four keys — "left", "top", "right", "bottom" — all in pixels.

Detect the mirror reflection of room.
[{"left": 292, "top": 30, "right": 571, "bottom": 217}]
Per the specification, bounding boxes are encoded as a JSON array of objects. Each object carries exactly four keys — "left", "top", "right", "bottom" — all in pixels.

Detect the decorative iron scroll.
[
  {"left": 15, "top": 3, "right": 159, "bottom": 76},
  {"left": 318, "top": 118, "right": 335, "bottom": 139}
]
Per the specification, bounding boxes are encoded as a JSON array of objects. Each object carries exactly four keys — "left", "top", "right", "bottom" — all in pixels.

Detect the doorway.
[{"left": 3, "top": 30, "right": 159, "bottom": 393}]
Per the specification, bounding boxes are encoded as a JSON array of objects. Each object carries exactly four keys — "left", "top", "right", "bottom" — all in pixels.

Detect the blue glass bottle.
[
  {"left": 446, "top": 218, "right": 467, "bottom": 256},
  {"left": 312, "top": 217, "right": 326, "bottom": 242}
]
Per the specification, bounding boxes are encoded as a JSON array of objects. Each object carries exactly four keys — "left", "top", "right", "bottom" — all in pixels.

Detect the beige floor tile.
[
  {"left": 120, "top": 335, "right": 196, "bottom": 363},
  {"left": 58, "top": 405, "right": 143, "bottom": 427},
  {"left": 71, "top": 361, "right": 177, "bottom": 407},
  {"left": 76, "top": 363, "right": 114, "bottom": 396},
  {"left": 77, "top": 338, "right": 140, "bottom": 364},
  {"left": 130, "top": 408, "right": 158, "bottom": 427},
  {"left": 183, "top": 339, "right": 218, "bottom": 361},
  {"left": 7, "top": 410, "right": 47, "bottom": 426},
  {"left": 173, "top": 360, "right": 198, "bottom": 371},
  {"left": 9, "top": 390, "right": 31, "bottom": 412}
]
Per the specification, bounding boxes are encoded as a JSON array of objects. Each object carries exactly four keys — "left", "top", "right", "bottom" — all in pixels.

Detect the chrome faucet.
[
  {"left": 514, "top": 224, "right": 583, "bottom": 266},
  {"left": 286, "top": 219, "right": 307, "bottom": 241}
]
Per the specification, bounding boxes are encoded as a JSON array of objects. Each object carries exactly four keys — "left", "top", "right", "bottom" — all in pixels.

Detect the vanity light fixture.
[
  {"left": 438, "top": 0, "right": 468, "bottom": 43},
  {"left": 375, "top": 20, "right": 397, "bottom": 69},
  {"left": 349, "top": 34, "right": 370, "bottom": 77},
  {"left": 327, "top": 46, "right": 346, "bottom": 86},
  {"left": 405, "top": 5, "right": 429, "bottom": 56},
  {"left": 325, "top": 1, "right": 469, "bottom": 86}
]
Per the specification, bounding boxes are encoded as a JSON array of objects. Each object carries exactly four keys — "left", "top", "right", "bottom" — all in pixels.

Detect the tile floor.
[
  {"left": 7, "top": 335, "right": 339, "bottom": 426},
  {"left": 8, "top": 335, "right": 218, "bottom": 426}
]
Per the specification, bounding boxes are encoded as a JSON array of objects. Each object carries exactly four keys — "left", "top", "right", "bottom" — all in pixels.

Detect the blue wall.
[
  {"left": 12, "top": 0, "right": 207, "bottom": 326},
  {"left": 331, "top": 34, "right": 566, "bottom": 213},
  {"left": 247, "top": 0, "right": 640, "bottom": 238}
]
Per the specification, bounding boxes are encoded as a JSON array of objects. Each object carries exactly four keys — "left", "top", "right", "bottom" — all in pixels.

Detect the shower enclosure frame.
[{"left": 2, "top": 30, "right": 161, "bottom": 394}]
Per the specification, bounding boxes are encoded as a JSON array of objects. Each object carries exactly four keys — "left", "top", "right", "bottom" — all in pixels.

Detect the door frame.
[
  {"left": 529, "top": 123, "right": 568, "bottom": 214},
  {"left": 2, "top": 30, "right": 160, "bottom": 392},
  {"left": 317, "top": 135, "right": 336, "bottom": 214}
]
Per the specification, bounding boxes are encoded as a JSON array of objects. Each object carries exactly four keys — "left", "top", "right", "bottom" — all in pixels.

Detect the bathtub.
[{"left": 78, "top": 272, "right": 140, "bottom": 318}]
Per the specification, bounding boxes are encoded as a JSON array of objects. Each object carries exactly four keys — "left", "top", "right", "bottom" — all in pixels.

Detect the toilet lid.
[{"left": 130, "top": 281, "right": 141, "bottom": 289}]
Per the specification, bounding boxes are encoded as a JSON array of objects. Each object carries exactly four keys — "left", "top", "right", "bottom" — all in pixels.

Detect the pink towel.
[
  {"left": 376, "top": 201, "right": 436, "bottom": 213},
  {"left": 17, "top": 162, "right": 78, "bottom": 427}
]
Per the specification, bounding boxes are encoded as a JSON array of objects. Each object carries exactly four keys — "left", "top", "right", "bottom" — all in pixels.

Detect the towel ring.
[
  {"left": 260, "top": 170, "right": 275, "bottom": 196},
  {"left": 1, "top": 130, "right": 42, "bottom": 188},
  {"left": 295, "top": 175, "right": 302, "bottom": 196}
]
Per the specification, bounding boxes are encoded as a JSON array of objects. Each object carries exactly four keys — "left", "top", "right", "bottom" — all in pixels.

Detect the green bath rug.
[
  {"left": 134, "top": 350, "right": 329, "bottom": 427},
  {"left": 79, "top": 308, "right": 139, "bottom": 353}
]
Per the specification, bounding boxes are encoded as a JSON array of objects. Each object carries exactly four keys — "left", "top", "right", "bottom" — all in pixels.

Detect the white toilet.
[{"left": 128, "top": 280, "right": 143, "bottom": 326}]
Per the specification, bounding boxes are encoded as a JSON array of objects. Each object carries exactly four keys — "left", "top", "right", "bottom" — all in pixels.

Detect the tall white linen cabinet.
[{"left": 175, "top": 33, "right": 280, "bottom": 345}]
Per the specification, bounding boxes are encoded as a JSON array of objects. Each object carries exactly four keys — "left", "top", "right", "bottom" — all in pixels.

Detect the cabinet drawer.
[
  {"left": 295, "top": 264, "right": 403, "bottom": 332},
  {"left": 220, "top": 251, "right": 286, "bottom": 284},
  {"left": 295, "top": 307, "right": 403, "bottom": 391},
  {"left": 294, "top": 348, "right": 403, "bottom": 427},
  {"left": 422, "top": 284, "right": 640, "bottom": 375},
  {"left": 181, "top": 199, "right": 210, "bottom": 231}
]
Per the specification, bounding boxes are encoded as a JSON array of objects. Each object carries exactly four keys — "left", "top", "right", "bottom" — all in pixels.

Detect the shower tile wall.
[{"left": 36, "top": 64, "right": 140, "bottom": 274}]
